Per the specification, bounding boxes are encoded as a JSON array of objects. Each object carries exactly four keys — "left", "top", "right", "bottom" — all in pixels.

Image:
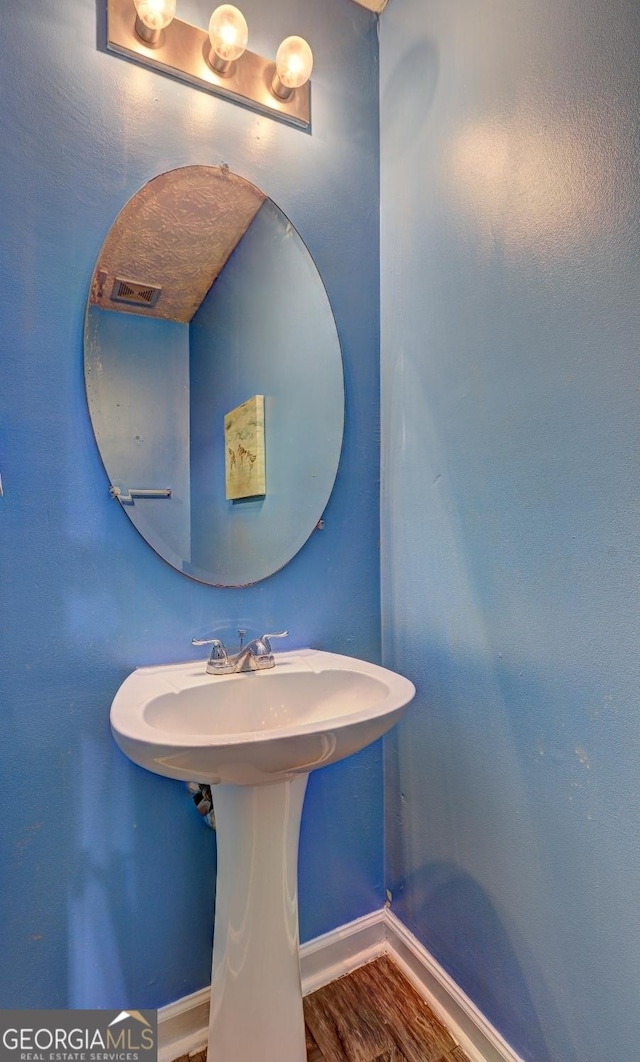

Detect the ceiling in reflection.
[
  {"left": 351, "top": 0, "right": 389, "bottom": 11},
  {"left": 89, "top": 167, "right": 265, "bottom": 323}
]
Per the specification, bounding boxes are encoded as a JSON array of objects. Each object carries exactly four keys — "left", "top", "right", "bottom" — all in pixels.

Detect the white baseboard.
[
  {"left": 158, "top": 985, "right": 210, "bottom": 1062},
  {"left": 383, "top": 910, "right": 524, "bottom": 1062},
  {"left": 158, "top": 908, "right": 523, "bottom": 1062},
  {"left": 298, "top": 907, "right": 388, "bottom": 996}
]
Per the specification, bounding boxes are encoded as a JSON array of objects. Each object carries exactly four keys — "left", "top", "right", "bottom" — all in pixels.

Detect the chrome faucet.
[{"left": 192, "top": 630, "right": 288, "bottom": 675}]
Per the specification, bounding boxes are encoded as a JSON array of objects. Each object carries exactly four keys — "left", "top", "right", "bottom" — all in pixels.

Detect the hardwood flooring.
[
  {"left": 303, "top": 956, "right": 470, "bottom": 1062},
  {"left": 172, "top": 955, "right": 470, "bottom": 1062}
]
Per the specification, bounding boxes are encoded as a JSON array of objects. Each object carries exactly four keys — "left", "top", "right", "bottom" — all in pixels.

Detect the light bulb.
[
  {"left": 272, "top": 36, "right": 313, "bottom": 99},
  {"left": 208, "top": 5, "right": 248, "bottom": 74},
  {"left": 133, "top": 0, "right": 175, "bottom": 44}
]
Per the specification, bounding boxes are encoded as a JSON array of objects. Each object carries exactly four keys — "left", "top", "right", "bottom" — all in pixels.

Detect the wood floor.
[
  {"left": 303, "top": 956, "right": 469, "bottom": 1062},
  {"left": 175, "top": 955, "right": 470, "bottom": 1062}
]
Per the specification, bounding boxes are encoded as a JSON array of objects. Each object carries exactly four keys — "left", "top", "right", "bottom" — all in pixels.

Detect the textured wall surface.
[
  {"left": 380, "top": 0, "right": 640, "bottom": 1059},
  {"left": 0, "top": 0, "right": 381, "bottom": 1008}
]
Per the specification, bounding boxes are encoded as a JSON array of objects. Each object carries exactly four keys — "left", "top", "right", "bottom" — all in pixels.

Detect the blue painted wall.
[
  {"left": 381, "top": 0, "right": 640, "bottom": 1058},
  {"left": 0, "top": 0, "right": 381, "bottom": 1007},
  {"left": 85, "top": 309, "right": 191, "bottom": 564}
]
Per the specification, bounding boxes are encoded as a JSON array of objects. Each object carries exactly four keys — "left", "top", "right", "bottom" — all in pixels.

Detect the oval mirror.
[{"left": 84, "top": 165, "right": 344, "bottom": 586}]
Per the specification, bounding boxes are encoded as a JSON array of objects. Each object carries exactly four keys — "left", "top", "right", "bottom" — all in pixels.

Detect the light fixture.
[
  {"left": 208, "top": 5, "right": 248, "bottom": 76},
  {"left": 133, "top": 0, "right": 176, "bottom": 46},
  {"left": 271, "top": 36, "right": 313, "bottom": 100},
  {"left": 106, "top": 0, "right": 312, "bottom": 130}
]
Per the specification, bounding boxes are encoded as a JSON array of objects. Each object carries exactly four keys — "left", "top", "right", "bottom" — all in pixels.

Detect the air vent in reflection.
[{"left": 110, "top": 277, "right": 161, "bottom": 308}]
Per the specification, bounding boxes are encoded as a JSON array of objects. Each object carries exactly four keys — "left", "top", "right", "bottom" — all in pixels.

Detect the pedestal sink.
[{"left": 110, "top": 649, "right": 415, "bottom": 1062}]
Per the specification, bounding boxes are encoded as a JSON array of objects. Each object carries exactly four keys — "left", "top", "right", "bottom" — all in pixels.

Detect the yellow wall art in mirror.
[{"left": 225, "top": 394, "right": 266, "bottom": 500}]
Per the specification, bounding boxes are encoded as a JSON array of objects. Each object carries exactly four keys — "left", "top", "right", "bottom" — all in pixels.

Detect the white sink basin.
[{"left": 110, "top": 649, "right": 415, "bottom": 786}]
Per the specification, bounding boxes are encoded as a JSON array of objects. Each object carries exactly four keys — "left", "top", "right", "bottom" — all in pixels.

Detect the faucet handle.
[
  {"left": 192, "top": 636, "right": 234, "bottom": 674},
  {"left": 261, "top": 631, "right": 288, "bottom": 652},
  {"left": 192, "top": 637, "right": 228, "bottom": 659}
]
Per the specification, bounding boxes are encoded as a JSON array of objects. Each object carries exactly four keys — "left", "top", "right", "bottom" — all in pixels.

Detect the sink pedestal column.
[{"left": 208, "top": 774, "right": 309, "bottom": 1062}]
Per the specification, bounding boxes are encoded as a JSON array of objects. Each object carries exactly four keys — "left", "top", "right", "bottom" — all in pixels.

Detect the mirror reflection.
[{"left": 84, "top": 165, "right": 344, "bottom": 586}]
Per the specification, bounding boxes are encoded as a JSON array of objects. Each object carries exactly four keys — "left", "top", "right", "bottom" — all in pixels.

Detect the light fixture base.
[
  {"left": 106, "top": 0, "right": 311, "bottom": 131},
  {"left": 271, "top": 72, "right": 294, "bottom": 101},
  {"left": 134, "top": 14, "right": 162, "bottom": 46},
  {"left": 208, "top": 48, "right": 234, "bottom": 77}
]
